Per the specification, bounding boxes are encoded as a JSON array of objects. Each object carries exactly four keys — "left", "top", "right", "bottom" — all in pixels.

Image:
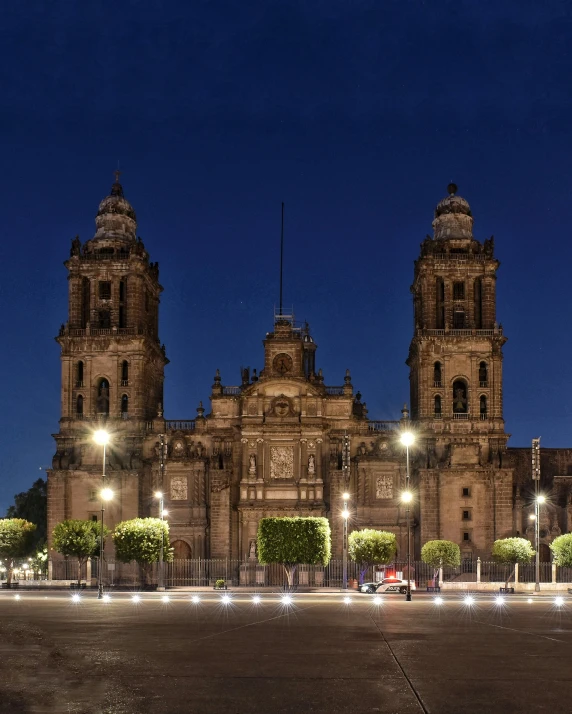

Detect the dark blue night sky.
[{"left": 1, "top": 1, "right": 572, "bottom": 512}]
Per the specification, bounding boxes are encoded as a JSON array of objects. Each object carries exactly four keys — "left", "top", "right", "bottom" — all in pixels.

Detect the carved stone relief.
[
  {"left": 375, "top": 473, "right": 393, "bottom": 499},
  {"left": 170, "top": 475, "right": 188, "bottom": 500},
  {"left": 270, "top": 446, "right": 294, "bottom": 479}
]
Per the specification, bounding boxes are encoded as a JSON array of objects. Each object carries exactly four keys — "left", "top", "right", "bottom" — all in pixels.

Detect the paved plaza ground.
[{"left": 0, "top": 590, "right": 571, "bottom": 713}]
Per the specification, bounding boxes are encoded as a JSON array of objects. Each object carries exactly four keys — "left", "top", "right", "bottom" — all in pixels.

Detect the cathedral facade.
[{"left": 47, "top": 176, "right": 572, "bottom": 564}]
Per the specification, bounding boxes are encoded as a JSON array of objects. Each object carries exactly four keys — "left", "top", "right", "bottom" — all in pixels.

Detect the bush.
[
  {"left": 421, "top": 540, "right": 461, "bottom": 567},
  {"left": 113, "top": 518, "right": 172, "bottom": 584},
  {"left": 52, "top": 519, "right": 109, "bottom": 585},
  {"left": 492, "top": 537, "right": 535, "bottom": 587},
  {"left": 550, "top": 534, "right": 572, "bottom": 567},
  {"left": 348, "top": 530, "right": 396, "bottom": 583},
  {"left": 0, "top": 519, "right": 37, "bottom": 586},
  {"left": 257, "top": 517, "right": 331, "bottom": 587}
]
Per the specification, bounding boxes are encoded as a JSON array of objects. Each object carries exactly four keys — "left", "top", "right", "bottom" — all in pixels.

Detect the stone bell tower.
[
  {"left": 48, "top": 173, "right": 168, "bottom": 548},
  {"left": 407, "top": 184, "right": 513, "bottom": 557},
  {"left": 57, "top": 171, "right": 167, "bottom": 426}
]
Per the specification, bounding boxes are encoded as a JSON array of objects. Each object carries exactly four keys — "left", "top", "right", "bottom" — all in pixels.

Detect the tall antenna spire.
[{"left": 279, "top": 202, "right": 284, "bottom": 315}]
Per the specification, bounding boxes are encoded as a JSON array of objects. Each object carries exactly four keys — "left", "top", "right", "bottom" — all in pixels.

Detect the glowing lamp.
[
  {"left": 400, "top": 432, "right": 414, "bottom": 447},
  {"left": 93, "top": 430, "right": 110, "bottom": 446},
  {"left": 101, "top": 487, "right": 113, "bottom": 502}
]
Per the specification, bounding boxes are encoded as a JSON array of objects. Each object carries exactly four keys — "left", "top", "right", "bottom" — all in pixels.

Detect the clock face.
[{"left": 273, "top": 353, "right": 293, "bottom": 375}]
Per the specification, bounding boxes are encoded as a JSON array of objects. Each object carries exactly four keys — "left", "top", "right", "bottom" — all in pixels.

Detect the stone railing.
[
  {"left": 325, "top": 386, "right": 345, "bottom": 396},
  {"left": 165, "top": 420, "right": 196, "bottom": 431},
  {"left": 222, "top": 386, "right": 241, "bottom": 396},
  {"left": 416, "top": 328, "right": 502, "bottom": 338},
  {"left": 366, "top": 420, "right": 401, "bottom": 432}
]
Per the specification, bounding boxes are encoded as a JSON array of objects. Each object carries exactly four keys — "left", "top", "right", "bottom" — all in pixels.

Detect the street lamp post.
[
  {"left": 531, "top": 495, "right": 546, "bottom": 592},
  {"left": 94, "top": 430, "right": 110, "bottom": 599},
  {"left": 531, "top": 437, "right": 542, "bottom": 593},
  {"left": 154, "top": 492, "right": 167, "bottom": 591},
  {"left": 400, "top": 431, "right": 415, "bottom": 602},
  {"left": 342, "top": 493, "right": 350, "bottom": 590}
]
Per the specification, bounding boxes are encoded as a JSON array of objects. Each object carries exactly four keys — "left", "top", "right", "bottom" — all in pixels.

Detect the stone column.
[
  {"left": 86, "top": 558, "right": 92, "bottom": 583},
  {"left": 48, "top": 559, "right": 53, "bottom": 581},
  {"left": 514, "top": 562, "right": 519, "bottom": 585},
  {"left": 476, "top": 557, "right": 481, "bottom": 584},
  {"left": 552, "top": 562, "right": 557, "bottom": 585}
]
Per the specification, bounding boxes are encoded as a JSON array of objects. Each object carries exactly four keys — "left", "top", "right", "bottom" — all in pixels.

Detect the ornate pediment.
[
  {"left": 267, "top": 394, "right": 297, "bottom": 419},
  {"left": 356, "top": 437, "right": 396, "bottom": 460}
]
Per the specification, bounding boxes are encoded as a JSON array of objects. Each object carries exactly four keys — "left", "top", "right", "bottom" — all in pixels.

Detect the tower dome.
[
  {"left": 92, "top": 171, "right": 137, "bottom": 244},
  {"left": 432, "top": 183, "right": 474, "bottom": 240}
]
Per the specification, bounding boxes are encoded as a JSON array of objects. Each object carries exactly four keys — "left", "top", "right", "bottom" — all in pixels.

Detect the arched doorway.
[
  {"left": 171, "top": 540, "right": 192, "bottom": 559},
  {"left": 540, "top": 543, "right": 551, "bottom": 562}
]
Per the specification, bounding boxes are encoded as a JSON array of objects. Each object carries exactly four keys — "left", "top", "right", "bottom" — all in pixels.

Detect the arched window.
[
  {"left": 76, "top": 395, "right": 83, "bottom": 417},
  {"left": 453, "top": 307, "right": 465, "bottom": 329},
  {"left": 453, "top": 281, "right": 465, "bottom": 300},
  {"left": 96, "top": 379, "right": 110, "bottom": 415},
  {"left": 474, "top": 278, "right": 483, "bottom": 328},
  {"left": 76, "top": 361, "right": 84, "bottom": 387},
  {"left": 121, "top": 361, "right": 129, "bottom": 385},
  {"left": 436, "top": 277, "right": 445, "bottom": 329},
  {"left": 479, "top": 361, "right": 488, "bottom": 386},
  {"left": 433, "top": 362, "right": 442, "bottom": 386},
  {"left": 121, "top": 394, "right": 129, "bottom": 418},
  {"left": 480, "top": 395, "right": 487, "bottom": 419},
  {"left": 81, "top": 277, "right": 90, "bottom": 328},
  {"left": 434, "top": 395, "right": 442, "bottom": 417},
  {"left": 453, "top": 380, "right": 468, "bottom": 414}
]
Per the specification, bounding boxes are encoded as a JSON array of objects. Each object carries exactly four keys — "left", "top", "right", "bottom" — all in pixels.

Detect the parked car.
[{"left": 359, "top": 577, "right": 416, "bottom": 594}]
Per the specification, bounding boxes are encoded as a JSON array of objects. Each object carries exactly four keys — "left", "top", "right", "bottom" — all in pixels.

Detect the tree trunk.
[
  {"left": 141, "top": 562, "right": 151, "bottom": 587},
  {"left": 283, "top": 564, "right": 297, "bottom": 589},
  {"left": 77, "top": 558, "right": 85, "bottom": 586},
  {"left": 505, "top": 564, "right": 515, "bottom": 589}
]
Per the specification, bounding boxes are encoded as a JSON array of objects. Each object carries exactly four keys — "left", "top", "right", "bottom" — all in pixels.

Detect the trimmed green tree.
[
  {"left": 257, "top": 517, "right": 331, "bottom": 588},
  {"left": 550, "top": 533, "right": 572, "bottom": 567},
  {"left": 52, "top": 519, "right": 109, "bottom": 585},
  {"left": 0, "top": 518, "right": 37, "bottom": 587},
  {"left": 6, "top": 478, "right": 47, "bottom": 550},
  {"left": 492, "top": 537, "right": 535, "bottom": 588},
  {"left": 348, "top": 529, "right": 397, "bottom": 583},
  {"left": 113, "top": 518, "right": 172, "bottom": 585},
  {"left": 421, "top": 540, "right": 461, "bottom": 583}
]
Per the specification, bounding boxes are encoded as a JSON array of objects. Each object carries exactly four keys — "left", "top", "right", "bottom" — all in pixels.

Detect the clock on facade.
[{"left": 273, "top": 353, "right": 293, "bottom": 375}]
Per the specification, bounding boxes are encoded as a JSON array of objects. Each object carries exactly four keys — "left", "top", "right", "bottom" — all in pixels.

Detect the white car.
[{"left": 359, "top": 577, "right": 416, "bottom": 594}]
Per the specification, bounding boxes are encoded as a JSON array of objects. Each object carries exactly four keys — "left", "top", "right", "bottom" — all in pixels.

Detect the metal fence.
[{"left": 44, "top": 558, "right": 568, "bottom": 588}]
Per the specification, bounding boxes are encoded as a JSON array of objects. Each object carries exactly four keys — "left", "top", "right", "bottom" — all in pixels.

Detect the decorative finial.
[
  {"left": 447, "top": 182, "right": 458, "bottom": 196},
  {"left": 114, "top": 169, "right": 121, "bottom": 184}
]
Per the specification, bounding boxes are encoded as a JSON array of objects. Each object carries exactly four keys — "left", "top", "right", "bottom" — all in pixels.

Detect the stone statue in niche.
[
  {"left": 249, "top": 540, "right": 257, "bottom": 560},
  {"left": 70, "top": 236, "right": 81, "bottom": 256},
  {"left": 453, "top": 382, "right": 467, "bottom": 413},
  {"left": 308, "top": 454, "right": 315, "bottom": 475},
  {"left": 249, "top": 454, "right": 256, "bottom": 475},
  {"left": 96, "top": 382, "right": 110, "bottom": 414},
  {"left": 375, "top": 474, "right": 393, "bottom": 499}
]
